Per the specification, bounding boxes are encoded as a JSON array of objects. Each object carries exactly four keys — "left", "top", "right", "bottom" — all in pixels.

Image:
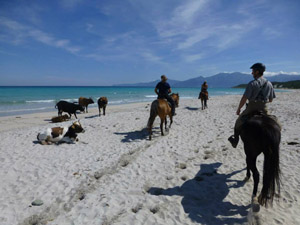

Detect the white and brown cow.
[{"left": 37, "top": 121, "right": 85, "bottom": 145}]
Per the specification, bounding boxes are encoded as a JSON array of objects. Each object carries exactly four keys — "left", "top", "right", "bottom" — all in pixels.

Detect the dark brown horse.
[
  {"left": 147, "top": 93, "right": 179, "bottom": 140},
  {"left": 198, "top": 91, "right": 208, "bottom": 110},
  {"left": 240, "top": 113, "right": 281, "bottom": 211}
]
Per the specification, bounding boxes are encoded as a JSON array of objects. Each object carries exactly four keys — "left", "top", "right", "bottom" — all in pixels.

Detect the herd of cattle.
[
  {"left": 38, "top": 96, "right": 108, "bottom": 145},
  {"left": 53, "top": 96, "right": 108, "bottom": 120}
]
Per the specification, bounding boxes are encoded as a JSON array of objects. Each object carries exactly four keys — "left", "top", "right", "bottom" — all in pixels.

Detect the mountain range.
[{"left": 116, "top": 72, "right": 300, "bottom": 88}]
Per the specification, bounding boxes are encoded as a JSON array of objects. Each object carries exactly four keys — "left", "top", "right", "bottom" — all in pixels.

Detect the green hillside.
[{"left": 233, "top": 80, "right": 300, "bottom": 89}]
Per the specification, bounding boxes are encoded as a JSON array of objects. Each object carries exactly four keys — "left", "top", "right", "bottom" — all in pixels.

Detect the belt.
[{"left": 250, "top": 100, "right": 267, "bottom": 103}]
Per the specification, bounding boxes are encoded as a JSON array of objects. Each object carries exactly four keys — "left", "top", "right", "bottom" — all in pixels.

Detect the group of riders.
[{"left": 154, "top": 62, "right": 278, "bottom": 148}]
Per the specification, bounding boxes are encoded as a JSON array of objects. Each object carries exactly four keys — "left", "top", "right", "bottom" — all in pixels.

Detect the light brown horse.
[
  {"left": 147, "top": 93, "right": 179, "bottom": 140},
  {"left": 198, "top": 91, "right": 208, "bottom": 110}
]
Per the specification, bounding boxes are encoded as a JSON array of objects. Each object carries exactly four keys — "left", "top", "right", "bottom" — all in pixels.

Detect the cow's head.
[
  {"left": 89, "top": 97, "right": 94, "bottom": 104},
  {"left": 71, "top": 121, "right": 85, "bottom": 133},
  {"left": 77, "top": 104, "right": 85, "bottom": 112}
]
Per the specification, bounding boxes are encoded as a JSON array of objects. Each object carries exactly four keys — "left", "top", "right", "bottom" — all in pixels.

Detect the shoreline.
[{"left": 0, "top": 101, "right": 153, "bottom": 133}]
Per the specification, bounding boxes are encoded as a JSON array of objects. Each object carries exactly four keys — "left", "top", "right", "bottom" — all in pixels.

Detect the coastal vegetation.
[{"left": 233, "top": 80, "right": 300, "bottom": 89}]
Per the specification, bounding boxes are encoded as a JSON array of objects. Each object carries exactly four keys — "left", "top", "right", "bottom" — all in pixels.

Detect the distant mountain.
[
  {"left": 116, "top": 73, "right": 300, "bottom": 88},
  {"left": 234, "top": 80, "right": 300, "bottom": 89}
]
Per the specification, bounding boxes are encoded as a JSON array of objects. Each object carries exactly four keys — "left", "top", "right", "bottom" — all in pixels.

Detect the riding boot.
[
  {"left": 172, "top": 107, "right": 176, "bottom": 116},
  {"left": 228, "top": 129, "right": 239, "bottom": 148}
]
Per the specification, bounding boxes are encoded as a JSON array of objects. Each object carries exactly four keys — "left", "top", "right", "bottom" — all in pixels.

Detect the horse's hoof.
[
  {"left": 243, "top": 176, "right": 250, "bottom": 182},
  {"left": 252, "top": 196, "right": 260, "bottom": 212}
]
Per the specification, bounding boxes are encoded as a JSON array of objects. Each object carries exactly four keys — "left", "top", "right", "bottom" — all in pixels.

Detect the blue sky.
[{"left": 0, "top": 0, "right": 300, "bottom": 86}]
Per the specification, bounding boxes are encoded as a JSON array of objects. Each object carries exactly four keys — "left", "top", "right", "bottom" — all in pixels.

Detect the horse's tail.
[
  {"left": 260, "top": 117, "right": 281, "bottom": 206},
  {"left": 147, "top": 100, "right": 158, "bottom": 129}
]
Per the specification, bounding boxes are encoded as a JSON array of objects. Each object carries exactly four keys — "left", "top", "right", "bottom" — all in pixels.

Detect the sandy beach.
[{"left": 0, "top": 91, "right": 299, "bottom": 225}]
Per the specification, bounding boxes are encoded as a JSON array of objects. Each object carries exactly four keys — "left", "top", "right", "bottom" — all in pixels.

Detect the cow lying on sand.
[
  {"left": 37, "top": 121, "right": 85, "bottom": 145},
  {"left": 55, "top": 101, "right": 84, "bottom": 119},
  {"left": 98, "top": 97, "right": 108, "bottom": 116},
  {"left": 79, "top": 97, "right": 94, "bottom": 113},
  {"left": 51, "top": 114, "right": 70, "bottom": 123}
]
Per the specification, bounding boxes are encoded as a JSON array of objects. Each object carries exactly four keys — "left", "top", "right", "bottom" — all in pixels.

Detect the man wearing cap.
[
  {"left": 155, "top": 75, "right": 176, "bottom": 116},
  {"left": 228, "top": 63, "right": 276, "bottom": 148}
]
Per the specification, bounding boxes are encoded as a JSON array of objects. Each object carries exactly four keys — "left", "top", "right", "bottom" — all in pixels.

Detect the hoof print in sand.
[
  {"left": 166, "top": 175, "right": 174, "bottom": 180},
  {"left": 176, "top": 163, "right": 187, "bottom": 169},
  {"left": 120, "top": 159, "right": 130, "bottom": 167},
  {"left": 94, "top": 171, "right": 103, "bottom": 180},
  {"left": 181, "top": 175, "right": 188, "bottom": 181},
  {"left": 150, "top": 205, "right": 160, "bottom": 214},
  {"left": 132, "top": 203, "right": 143, "bottom": 213}
]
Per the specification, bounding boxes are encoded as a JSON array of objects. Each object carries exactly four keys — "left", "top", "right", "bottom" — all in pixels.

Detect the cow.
[
  {"left": 55, "top": 101, "right": 84, "bottom": 119},
  {"left": 78, "top": 97, "right": 94, "bottom": 113},
  {"left": 97, "top": 97, "right": 108, "bottom": 116},
  {"left": 51, "top": 114, "right": 70, "bottom": 123},
  {"left": 37, "top": 121, "right": 85, "bottom": 145}
]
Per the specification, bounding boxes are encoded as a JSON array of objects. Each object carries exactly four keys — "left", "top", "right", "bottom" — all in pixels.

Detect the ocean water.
[{"left": 0, "top": 86, "right": 245, "bottom": 117}]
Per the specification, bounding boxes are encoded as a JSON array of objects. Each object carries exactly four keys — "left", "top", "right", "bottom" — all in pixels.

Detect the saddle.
[{"left": 241, "top": 111, "right": 279, "bottom": 128}]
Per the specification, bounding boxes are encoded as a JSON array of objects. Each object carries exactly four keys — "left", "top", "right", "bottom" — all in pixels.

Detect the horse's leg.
[
  {"left": 201, "top": 99, "right": 204, "bottom": 110},
  {"left": 169, "top": 115, "right": 173, "bottom": 128},
  {"left": 160, "top": 118, "right": 164, "bottom": 136},
  {"left": 247, "top": 155, "right": 261, "bottom": 212},
  {"left": 165, "top": 116, "right": 168, "bottom": 130},
  {"left": 247, "top": 156, "right": 259, "bottom": 197},
  {"left": 243, "top": 156, "right": 251, "bottom": 182}
]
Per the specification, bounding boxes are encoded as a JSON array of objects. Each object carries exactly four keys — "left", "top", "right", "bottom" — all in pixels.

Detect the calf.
[
  {"left": 51, "top": 114, "right": 70, "bottom": 123},
  {"left": 78, "top": 97, "right": 94, "bottom": 113},
  {"left": 37, "top": 121, "right": 85, "bottom": 145},
  {"left": 55, "top": 101, "right": 84, "bottom": 119},
  {"left": 97, "top": 97, "right": 108, "bottom": 116}
]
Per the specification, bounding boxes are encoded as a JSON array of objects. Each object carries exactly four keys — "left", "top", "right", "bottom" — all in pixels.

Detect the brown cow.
[
  {"left": 97, "top": 97, "right": 108, "bottom": 116},
  {"left": 51, "top": 114, "right": 70, "bottom": 123},
  {"left": 78, "top": 97, "right": 94, "bottom": 113}
]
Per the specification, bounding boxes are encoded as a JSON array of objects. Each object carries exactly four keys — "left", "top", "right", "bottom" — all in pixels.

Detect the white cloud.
[
  {"left": 185, "top": 53, "right": 204, "bottom": 62},
  {"left": 140, "top": 51, "right": 163, "bottom": 63},
  {"left": 264, "top": 71, "right": 300, "bottom": 76},
  {"left": 0, "top": 17, "right": 81, "bottom": 54}
]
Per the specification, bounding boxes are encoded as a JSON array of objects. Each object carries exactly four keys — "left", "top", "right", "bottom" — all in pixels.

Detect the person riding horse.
[
  {"left": 155, "top": 75, "right": 176, "bottom": 116},
  {"left": 228, "top": 63, "right": 276, "bottom": 148},
  {"left": 198, "top": 81, "right": 209, "bottom": 109}
]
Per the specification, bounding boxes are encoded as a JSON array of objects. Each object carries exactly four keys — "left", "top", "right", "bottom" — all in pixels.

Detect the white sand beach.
[{"left": 0, "top": 91, "right": 299, "bottom": 225}]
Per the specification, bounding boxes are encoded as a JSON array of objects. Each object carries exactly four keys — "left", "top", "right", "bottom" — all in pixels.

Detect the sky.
[{"left": 0, "top": 0, "right": 300, "bottom": 86}]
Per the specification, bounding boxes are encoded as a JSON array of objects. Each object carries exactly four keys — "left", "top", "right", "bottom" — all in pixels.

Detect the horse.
[
  {"left": 198, "top": 91, "right": 208, "bottom": 110},
  {"left": 240, "top": 113, "right": 281, "bottom": 211},
  {"left": 147, "top": 93, "right": 179, "bottom": 140}
]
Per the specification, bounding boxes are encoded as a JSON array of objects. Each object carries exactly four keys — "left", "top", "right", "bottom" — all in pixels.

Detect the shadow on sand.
[
  {"left": 185, "top": 106, "right": 200, "bottom": 111},
  {"left": 84, "top": 115, "right": 99, "bottom": 119},
  {"left": 148, "top": 162, "right": 249, "bottom": 224},
  {"left": 114, "top": 128, "right": 149, "bottom": 142}
]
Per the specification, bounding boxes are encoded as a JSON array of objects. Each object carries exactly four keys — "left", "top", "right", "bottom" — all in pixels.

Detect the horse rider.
[
  {"left": 228, "top": 63, "right": 276, "bottom": 148},
  {"left": 199, "top": 81, "right": 208, "bottom": 99},
  {"left": 155, "top": 75, "right": 176, "bottom": 116}
]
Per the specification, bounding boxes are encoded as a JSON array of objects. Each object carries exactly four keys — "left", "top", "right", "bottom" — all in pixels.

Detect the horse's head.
[{"left": 171, "top": 93, "right": 179, "bottom": 107}]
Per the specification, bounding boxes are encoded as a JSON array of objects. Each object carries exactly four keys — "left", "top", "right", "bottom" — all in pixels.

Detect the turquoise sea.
[{"left": 0, "top": 86, "right": 246, "bottom": 117}]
